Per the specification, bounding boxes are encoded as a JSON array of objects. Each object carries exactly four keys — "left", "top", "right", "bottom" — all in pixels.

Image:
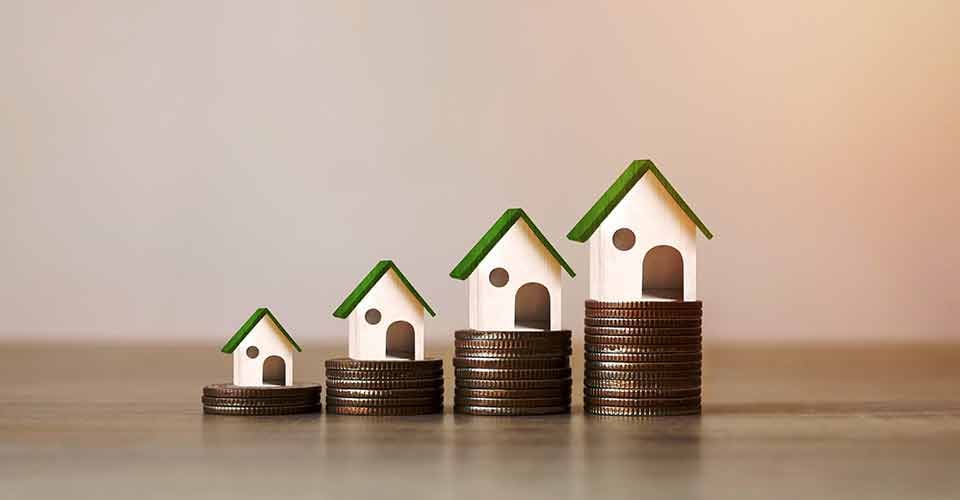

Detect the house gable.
[
  {"left": 333, "top": 260, "right": 436, "bottom": 319},
  {"left": 221, "top": 308, "right": 301, "bottom": 353}
]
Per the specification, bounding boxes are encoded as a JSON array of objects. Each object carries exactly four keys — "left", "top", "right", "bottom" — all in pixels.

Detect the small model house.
[
  {"left": 220, "top": 307, "right": 301, "bottom": 386},
  {"left": 333, "top": 260, "right": 436, "bottom": 361},
  {"left": 567, "top": 160, "right": 713, "bottom": 302},
  {"left": 450, "top": 208, "right": 575, "bottom": 331}
]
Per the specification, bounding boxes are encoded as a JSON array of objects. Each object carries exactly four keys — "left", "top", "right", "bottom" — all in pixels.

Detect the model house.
[
  {"left": 450, "top": 208, "right": 575, "bottom": 331},
  {"left": 333, "top": 260, "right": 436, "bottom": 360},
  {"left": 220, "top": 307, "right": 301, "bottom": 386},
  {"left": 567, "top": 160, "right": 713, "bottom": 302}
]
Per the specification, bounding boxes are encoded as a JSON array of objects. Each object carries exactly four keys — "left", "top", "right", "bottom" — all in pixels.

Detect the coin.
[
  {"left": 584, "top": 326, "right": 702, "bottom": 336},
  {"left": 455, "top": 339, "right": 571, "bottom": 351},
  {"left": 327, "top": 405, "right": 442, "bottom": 416},
  {"left": 455, "top": 330, "right": 572, "bottom": 341},
  {"left": 455, "top": 367, "right": 572, "bottom": 380},
  {"left": 455, "top": 348, "right": 573, "bottom": 358},
  {"left": 455, "top": 378, "right": 573, "bottom": 390},
  {"left": 584, "top": 351, "right": 701, "bottom": 363},
  {"left": 453, "top": 357, "right": 569, "bottom": 369},
  {"left": 584, "top": 335, "right": 702, "bottom": 346},
  {"left": 324, "top": 377, "right": 444, "bottom": 390},
  {"left": 324, "top": 358, "right": 443, "bottom": 371},
  {"left": 584, "top": 377, "right": 701, "bottom": 390},
  {"left": 454, "top": 396, "right": 570, "bottom": 407},
  {"left": 325, "top": 368, "right": 443, "bottom": 380},
  {"left": 455, "top": 387, "right": 571, "bottom": 399},
  {"left": 584, "top": 405, "right": 700, "bottom": 417},
  {"left": 586, "top": 300, "right": 703, "bottom": 310},
  {"left": 326, "top": 387, "right": 442, "bottom": 399},
  {"left": 584, "top": 386, "right": 701, "bottom": 398},
  {"left": 201, "top": 396, "right": 319, "bottom": 407},
  {"left": 454, "top": 405, "right": 570, "bottom": 416},
  {"left": 203, "top": 404, "right": 321, "bottom": 416},
  {"left": 202, "top": 383, "right": 322, "bottom": 398},
  {"left": 585, "top": 361, "right": 702, "bottom": 372},
  {"left": 584, "top": 317, "right": 702, "bottom": 328},
  {"left": 584, "top": 396, "right": 701, "bottom": 407},
  {"left": 584, "top": 309, "right": 702, "bottom": 319},
  {"left": 326, "top": 395, "right": 442, "bottom": 407},
  {"left": 585, "top": 370, "right": 701, "bottom": 381},
  {"left": 584, "top": 344, "right": 702, "bottom": 354}
]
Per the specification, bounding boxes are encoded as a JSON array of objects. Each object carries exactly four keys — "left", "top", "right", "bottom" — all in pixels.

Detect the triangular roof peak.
[
  {"left": 450, "top": 208, "right": 576, "bottom": 280},
  {"left": 333, "top": 260, "right": 436, "bottom": 319},
  {"left": 221, "top": 307, "right": 302, "bottom": 353},
  {"left": 567, "top": 160, "right": 713, "bottom": 242}
]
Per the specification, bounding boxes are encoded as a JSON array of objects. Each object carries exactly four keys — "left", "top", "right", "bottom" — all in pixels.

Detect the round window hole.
[
  {"left": 489, "top": 267, "right": 509, "bottom": 287},
  {"left": 365, "top": 308, "right": 382, "bottom": 325},
  {"left": 612, "top": 228, "right": 636, "bottom": 251},
  {"left": 246, "top": 346, "right": 259, "bottom": 359}
]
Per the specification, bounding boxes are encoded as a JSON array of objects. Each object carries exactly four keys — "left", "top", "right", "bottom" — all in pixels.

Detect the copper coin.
[
  {"left": 584, "top": 405, "right": 701, "bottom": 417},
  {"left": 455, "top": 348, "right": 573, "bottom": 358},
  {"left": 455, "top": 330, "right": 572, "bottom": 341},
  {"left": 325, "top": 396, "right": 443, "bottom": 407},
  {"left": 201, "top": 396, "right": 319, "bottom": 407},
  {"left": 584, "top": 309, "right": 702, "bottom": 319},
  {"left": 203, "top": 404, "right": 321, "bottom": 416},
  {"left": 454, "top": 396, "right": 570, "bottom": 408},
  {"left": 584, "top": 344, "right": 701, "bottom": 354},
  {"left": 584, "top": 386, "right": 701, "bottom": 399},
  {"left": 584, "top": 396, "right": 701, "bottom": 407},
  {"left": 455, "top": 367, "right": 572, "bottom": 380},
  {"left": 584, "top": 335, "right": 701, "bottom": 346},
  {"left": 586, "top": 300, "right": 703, "bottom": 310},
  {"left": 325, "top": 368, "right": 442, "bottom": 380},
  {"left": 585, "top": 317, "right": 702, "bottom": 328},
  {"left": 202, "top": 383, "right": 322, "bottom": 398},
  {"left": 584, "top": 377, "right": 701, "bottom": 390},
  {"left": 453, "top": 357, "right": 569, "bottom": 370},
  {"left": 455, "top": 387, "right": 571, "bottom": 399},
  {"left": 585, "top": 351, "right": 701, "bottom": 363},
  {"left": 454, "top": 405, "right": 570, "bottom": 416},
  {"left": 455, "top": 340, "right": 571, "bottom": 350},
  {"left": 455, "top": 378, "right": 573, "bottom": 390},
  {"left": 327, "top": 405, "right": 442, "bottom": 416},
  {"left": 326, "top": 387, "right": 442, "bottom": 399},
  {"left": 325, "top": 358, "right": 443, "bottom": 371},
  {"left": 585, "top": 361, "right": 702, "bottom": 372},
  {"left": 584, "top": 326, "right": 702, "bottom": 337},
  {"left": 325, "top": 377, "right": 444, "bottom": 390},
  {"left": 585, "top": 369, "right": 701, "bottom": 381}
]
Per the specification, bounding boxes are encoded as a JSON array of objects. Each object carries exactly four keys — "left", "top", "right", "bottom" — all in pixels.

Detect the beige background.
[{"left": 1, "top": 1, "right": 957, "bottom": 344}]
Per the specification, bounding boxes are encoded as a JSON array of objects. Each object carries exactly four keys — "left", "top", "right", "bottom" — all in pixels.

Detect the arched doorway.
[
  {"left": 642, "top": 245, "right": 683, "bottom": 300},
  {"left": 515, "top": 282, "right": 550, "bottom": 330},
  {"left": 262, "top": 356, "right": 286, "bottom": 385},
  {"left": 385, "top": 321, "right": 415, "bottom": 359}
]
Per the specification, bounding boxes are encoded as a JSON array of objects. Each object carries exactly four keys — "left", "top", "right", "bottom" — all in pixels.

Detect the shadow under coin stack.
[
  {"left": 324, "top": 358, "right": 444, "bottom": 416},
  {"left": 583, "top": 300, "right": 703, "bottom": 416},
  {"left": 202, "top": 383, "right": 322, "bottom": 415},
  {"left": 454, "top": 330, "right": 573, "bottom": 416}
]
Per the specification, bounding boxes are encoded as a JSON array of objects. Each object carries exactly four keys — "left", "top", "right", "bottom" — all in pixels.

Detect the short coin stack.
[
  {"left": 583, "top": 300, "right": 702, "bottom": 416},
  {"left": 454, "top": 330, "right": 573, "bottom": 416},
  {"left": 202, "top": 383, "right": 322, "bottom": 415},
  {"left": 324, "top": 358, "right": 444, "bottom": 416}
]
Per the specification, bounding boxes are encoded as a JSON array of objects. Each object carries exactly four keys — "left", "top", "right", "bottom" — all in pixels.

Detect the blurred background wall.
[{"left": 2, "top": 1, "right": 957, "bottom": 344}]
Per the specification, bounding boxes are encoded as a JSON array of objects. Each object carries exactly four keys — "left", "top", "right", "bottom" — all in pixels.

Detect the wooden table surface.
[{"left": 2, "top": 343, "right": 959, "bottom": 500}]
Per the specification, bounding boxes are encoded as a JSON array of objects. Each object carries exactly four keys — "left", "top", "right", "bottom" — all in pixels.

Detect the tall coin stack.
[
  {"left": 583, "top": 300, "right": 702, "bottom": 416},
  {"left": 454, "top": 330, "right": 573, "bottom": 416},
  {"left": 324, "top": 358, "right": 444, "bottom": 416}
]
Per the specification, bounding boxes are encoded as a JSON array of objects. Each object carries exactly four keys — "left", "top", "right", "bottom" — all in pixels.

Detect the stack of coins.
[
  {"left": 324, "top": 358, "right": 444, "bottom": 416},
  {"left": 454, "top": 330, "right": 572, "bottom": 416},
  {"left": 583, "top": 300, "right": 702, "bottom": 416},
  {"left": 202, "top": 383, "right": 322, "bottom": 415}
]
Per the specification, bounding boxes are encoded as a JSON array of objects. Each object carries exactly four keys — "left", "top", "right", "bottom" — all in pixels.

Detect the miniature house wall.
[
  {"left": 466, "top": 219, "right": 564, "bottom": 331},
  {"left": 232, "top": 315, "right": 295, "bottom": 387},
  {"left": 348, "top": 268, "right": 426, "bottom": 360}
]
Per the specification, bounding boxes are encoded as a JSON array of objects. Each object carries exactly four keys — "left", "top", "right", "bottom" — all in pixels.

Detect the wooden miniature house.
[
  {"left": 567, "top": 160, "right": 713, "bottom": 302},
  {"left": 221, "top": 308, "right": 301, "bottom": 386},
  {"left": 451, "top": 208, "right": 575, "bottom": 331},
  {"left": 333, "top": 260, "right": 436, "bottom": 361}
]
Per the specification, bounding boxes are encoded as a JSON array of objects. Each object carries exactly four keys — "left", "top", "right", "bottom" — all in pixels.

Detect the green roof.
[
  {"left": 567, "top": 160, "right": 713, "bottom": 242},
  {"left": 221, "top": 307, "right": 302, "bottom": 353},
  {"left": 450, "top": 208, "right": 576, "bottom": 280},
  {"left": 332, "top": 260, "right": 436, "bottom": 319}
]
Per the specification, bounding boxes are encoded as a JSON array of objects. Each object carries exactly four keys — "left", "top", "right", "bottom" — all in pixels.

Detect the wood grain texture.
[{"left": 1, "top": 343, "right": 959, "bottom": 500}]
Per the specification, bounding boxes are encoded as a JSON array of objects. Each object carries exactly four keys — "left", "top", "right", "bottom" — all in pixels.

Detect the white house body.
[
  {"left": 231, "top": 315, "right": 295, "bottom": 387},
  {"left": 349, "top": 269, "right": 426, "bottom": 361}
]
